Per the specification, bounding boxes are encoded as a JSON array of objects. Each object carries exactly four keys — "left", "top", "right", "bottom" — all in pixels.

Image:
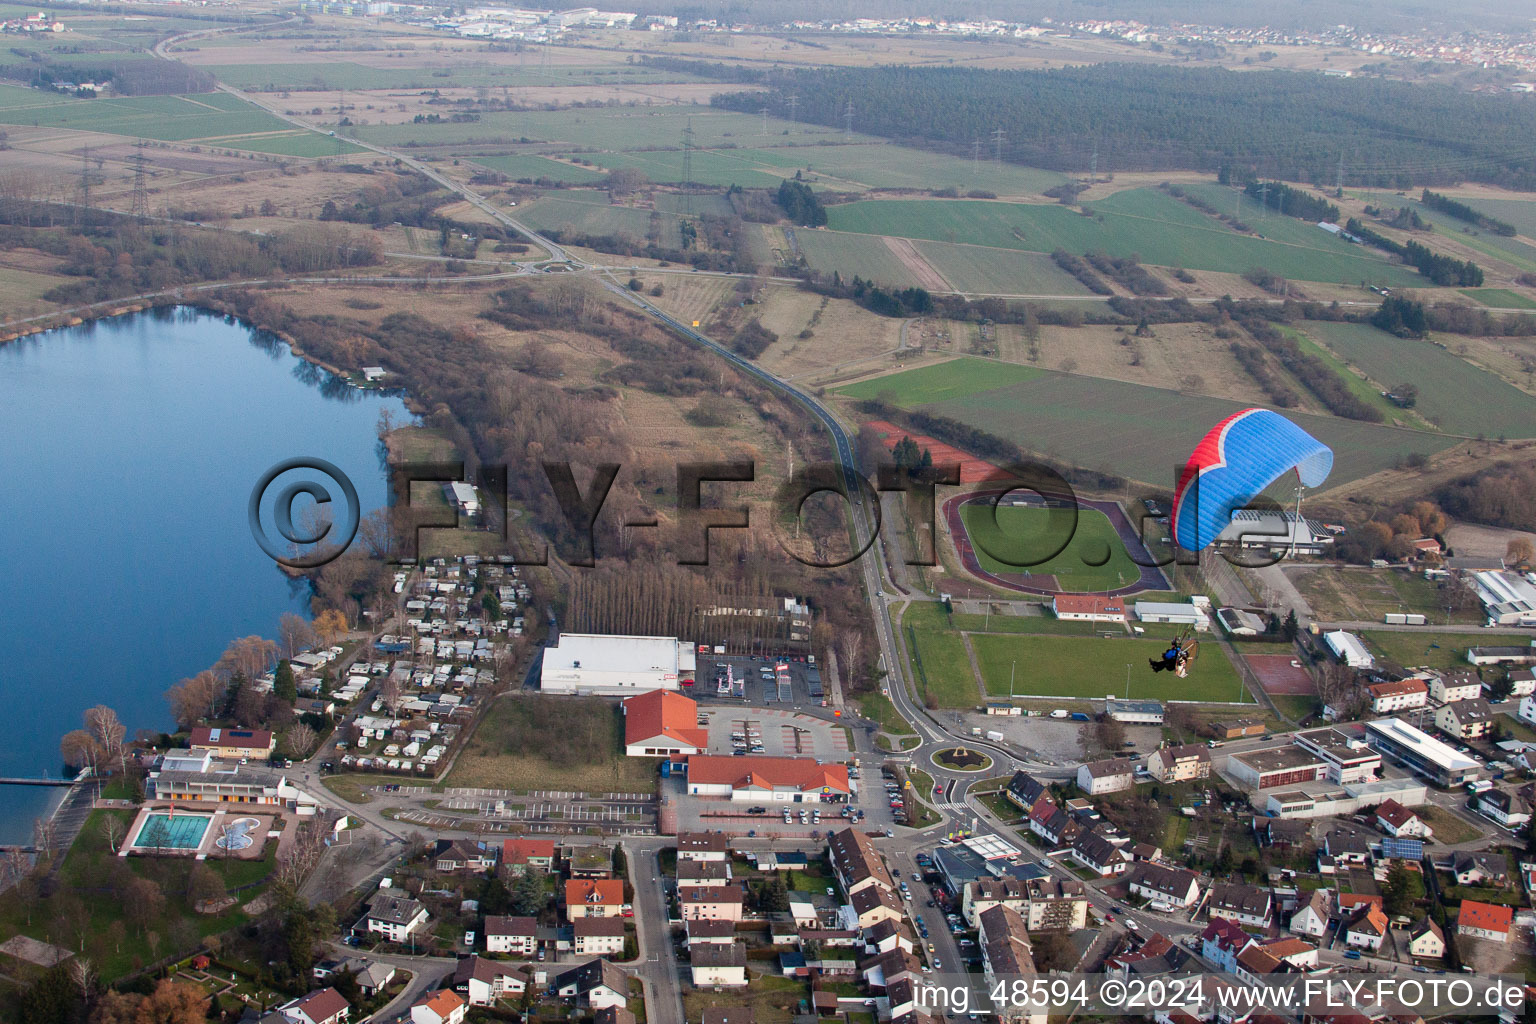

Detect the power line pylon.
[
  {"left": 131, "top": 140, "right": 149, "bottom": 223},
  {"left": 681, "top": 117, "right": 695, "bottom": 214}
]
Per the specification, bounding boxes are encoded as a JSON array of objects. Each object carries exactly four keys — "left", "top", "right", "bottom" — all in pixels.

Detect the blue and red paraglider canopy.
[{"left": 1171, "top": 408, "right": 1333, "bottom": 553}]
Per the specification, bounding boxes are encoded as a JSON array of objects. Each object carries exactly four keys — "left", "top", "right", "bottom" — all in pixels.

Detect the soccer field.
[
  {"left": 958, "top": 503, "right": 1142, "bottom": 592},
  {"left": 972, "top": 632, "right": 1254, "bottom": 703}
]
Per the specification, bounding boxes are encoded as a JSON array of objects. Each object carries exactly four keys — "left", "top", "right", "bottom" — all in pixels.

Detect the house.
[
  {"left": 977, "top": 905, "right": 1045, "bottom": 1024},
  {"left": 484, "top": 915, "right": 537, "bottom": 956},
  {"left": 1508, "top": 669, "right": 1536, "bottom": 698},
  {"left": 1128, "top": 863, "right": 1202, "bottom": 909},
  {"left": 1051, "top": 594, "right": 1126, "bottom": 623},
  {"left": 691, "top": 941, "right": 749, "bottom": 987},
  {"left": 596, "top": 1009, "right": 638, "bottom": 1024},
  {"left": 1233, "top": 943, "right": 1286, "bottom": 983},
  {"left": 1457, "top": 899, "right": 1513, "bottom": 943},
  {"left": 279, "top": 988, "right": 350, "bottom": 1024},
  {"left": 1029, "top": 803, "right": 1081, "bottom": 846},
  {"left": 1289, "top": 889, "right": 1330, "bottom": 938},
  {"left": 452, "top": 956, "right": 527, "bottom": 1006},
  {"left": 1322, "top": 826, "right": 1373, "bottom": 864},
  {"left": 1406, "top": 918, "right": 1446, "bottom": 959},
  {"left": 677, "top": 832, "right": 732, "bottom": 862},
  {"left": 1259, "top": 937, "right": 1318, "bottom": 969},
  {"left": 1431, "top": 670, "right": 1483, "bottom": 705},
  {"left": 1374, "top": 799, "right": 1431, "bottom": 839},
  {"left": 1005, "top": 772, "right": 1052, "bottom": 812},
  {"left": 565, "top": 879, "right": 625, "bottom": 919},
  {"left": 1435, "top": 698, "right": 1496, "bottom": 740},
  {"left": 564, "top": 844, "right": 613, "bottom": 878},
  {"left": 849, "top": 883, "right": 905, "bottom": 930},
  {"left": 573, "top": 917, "right": 626, "bottom": 956},
  {"left": 1476, "top": 788, "right": 1531, "bottom": 829},
  {"left": 410, "top": 988, "right": 466, "bottom": 1024},
  {"left": 1451, "top": 851, "right": 1509, "bottom": 887},
  {"left": 1067, "top": 829, "right": 1131, "bottom": 877},
  {"left": 188, "top": 725, "right": 275, "bottom": 759},
  {"left": 621, "top": 689, "right": 707, "bottom": 756},
  {"left": 685, "top": 918, "right": 736, "bottom": 948},
  {"left": 1366, "top": 678, "right": 1427, "bottom": 713},
  {"left": 864, "top": 918, "right": 916, "bottom": 954},
  {"left": 353, "top": 962, "right": 396, "bottom": 997},
  {"left": 1144, "top": 744, "right": 1211, "bottom": 784},
  {"left": 434, "top": 840, "right": 497, "bottom": 874},
  {"left": 1201, "top": 918, "right": 1254, "bottom": 972},
  {"left": 677, "top": 854, "right": 733, "bottom": 887},
  {"left": 1076, "top": 758, "right": 1135, "bottom": 795},
  {"left": 828, "top": 827, "right": 894, "bottom": 897},
  {"left": 680, "top": 885, "right": 745, "bottom": 923},
  {"left": 553, "top": 959, "right": 629, "bottom": 1010},
  {"left": 1343, "top": 905, "right": 1388, "bottom": 951},
  {"left": 501, "top": 838, "right": 556, "bottom": 875},
  {"left": 1207, "top": 882, "right": 1272, "bottom": 928},
  {"left": 360, "top": 890, "right": 429, "bottom": 943},
  {"left": 684, "top": 755, "right": 849, "bottom": 802},
  {"left": 960, "top": 877, "right": 1088, "bottom": 930}
]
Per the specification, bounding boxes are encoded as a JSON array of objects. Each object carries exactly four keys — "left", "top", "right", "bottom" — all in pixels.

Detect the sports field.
[
  {"left": 906, "top": 620, "right": 980, "bottom": 708},
  {"left": 836, "top": 357, "right": 1041, "bottom": 406},
  {"left": 959, "top": 503, "right": 1143, "bottom": 592},
  {"left": 826, "top": 190, "right": 1423, "bottom": 286},
  {"left": 971, "top": 632, "right": 1253, "bottom": 703},
  {"left": 1303, "top": 321, "right": 1536, "bottom": 437},
  {"left": 923, "top": 371, "right": 1461, "bottom": 488}
]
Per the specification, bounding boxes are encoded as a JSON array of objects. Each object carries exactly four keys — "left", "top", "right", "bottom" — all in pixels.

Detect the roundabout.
[{"left": 931, "top": 747, "right": 993, "bottom": 772}]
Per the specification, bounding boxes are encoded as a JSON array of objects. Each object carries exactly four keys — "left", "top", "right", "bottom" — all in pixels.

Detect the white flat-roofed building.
[
  {"left": 447, "top": 481, "right": 480, "bottom": 516},
  {"left": 1292, "top": 727, "right": 1381, "bottom": 784},
  {"left": 1471, "top": 571, "right": 1536, "bottom": 626},
  {"left": 1214, "top": 510, "right": 1334, "bottom": 556},
  {"left": 1364, "top": 717, "right": 1480, "bottom": 787},
  {"left": 1324, "top": 630, "right": 1374, "bottom": 669},
  {"left": 540, "top": 634, "right": 696, "bottom": 694},
  {"left": 1134, "top": 601, "right": 1211, "bottom": 631}
]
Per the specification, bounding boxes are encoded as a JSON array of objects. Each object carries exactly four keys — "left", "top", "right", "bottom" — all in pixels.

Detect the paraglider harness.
[{"left": 1149, "top": 627, "right": 1199, "bottom": 678}]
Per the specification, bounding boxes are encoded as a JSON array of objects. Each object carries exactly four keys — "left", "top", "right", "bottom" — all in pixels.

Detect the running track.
[{"left": 942, "top": 491, "right": 1172, "bottom": 597}]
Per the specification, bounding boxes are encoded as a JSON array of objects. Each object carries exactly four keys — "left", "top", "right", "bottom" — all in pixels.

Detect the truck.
[
  {"left": 1383, "top": 613, "right": 1428, "bottom": 625},
  {"left": 1069, "top": 712, "right": 1091, "bottom": 722},
  {"left": 970, "top": 727, "right": 983, "bottom": 736},
  {"left": 986, "top": 730, "right": 1004, "bottom": 741}
]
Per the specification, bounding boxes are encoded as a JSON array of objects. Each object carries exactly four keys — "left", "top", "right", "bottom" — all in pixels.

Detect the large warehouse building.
[
  {"left": 540, "top": 634, "right": 697, "bottom": 695},
  {"left": 684, "top": 756, "right": 849, "bottom": 803},
  {"left": 1364, "top": 718, "right": 1480, "bottom": 788}
]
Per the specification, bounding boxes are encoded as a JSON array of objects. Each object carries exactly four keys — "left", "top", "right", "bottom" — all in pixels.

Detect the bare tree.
[
  {"left": 166, "top": 670, "right": 223, "bottom": 728},
  {"left": 285, "top": 723, "right": 319, "bottom": 759},
  {"left": 100, "top": 814, "right": 126, "bottom": 854},
  {"left": 67, "top": 955, "right": 95, "bottom": 1002},
  {"left": 83, "top": 706, "right": 126, "bottom": 772},
  {"left": 221, "top": 635, "right": 277, "bottom": 681},
  {"left": 278, "top": 612, "right": 317, "bottom": 660},
  {"left": 60, "top": 730, "right": 105, "bottom": 774}
]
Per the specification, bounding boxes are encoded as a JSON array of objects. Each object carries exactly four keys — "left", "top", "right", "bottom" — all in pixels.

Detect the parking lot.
[
  {"left": 662, "top": 753, "right": 899, "bottom": 837},
  {"left": 696, "top": 708, "right": 852, "bottom": 759}
]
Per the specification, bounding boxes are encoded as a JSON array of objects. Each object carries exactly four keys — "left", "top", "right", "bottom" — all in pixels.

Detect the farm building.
[{"left": 540, "top": 634, "right": 696, "bottom": 695}]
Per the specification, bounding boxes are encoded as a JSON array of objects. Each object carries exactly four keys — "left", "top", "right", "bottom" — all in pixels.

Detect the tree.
[
  {"left": 132, "top": 979, "right": 207, "bottom": 1024},
  {"left": 1032, "top": 929, "right": 1078, "bottom": 971},
  {"left": 100, "top": 813, "right": 126, "bottom": 855},
  {"left": 1091, "top": 716, "right": 1126, "bottom": 755},
  {"left": 1507, "top": 536, "right": 1535, "bottom": 568},
  {"left": 61, "top": 730, "right": 105, "bottom": 773},
  {"left": 278, "top": 612, "right": 316, "bottom": 660},
  {"left": 123, "top": 877, "right": 164, "bottom": 935},
  {"left": 1382, "top": 861, "right": 1412, "bottom": 916},
  {"left": 313, "top": 607, "right": 349, "bottom": 645},
  {"left": 165, "top": 670, "right": 222, "bottom": 729},
  {"left": 273, "top": 660, "right": 298, "bottom": 704},
  {"left": 510, "top": 869, "right": 550, "bottom": 916},
  {"left": 187, "top": 863, "right": 225, "bottom": 909},
  {"left": 284, "top": 723, "right": 319, "bottom": 759},
  {"left": 220, "top": 635, "right": 277, "bottom": 681},
  {"left": 83, "top": 706, "right": 126, "bottom": 772},
  {"left": 1388, "top": 382, "right": 1419, "bottom": 408}
]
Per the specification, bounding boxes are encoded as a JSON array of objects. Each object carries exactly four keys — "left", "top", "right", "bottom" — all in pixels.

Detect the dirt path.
[{"left": 883, "top": 235, "right": 952, "bottom": 292}]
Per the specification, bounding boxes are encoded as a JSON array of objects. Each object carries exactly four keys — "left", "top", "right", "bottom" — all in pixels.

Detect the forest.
[
  {"left": 712, "top": 64, "right": 1536, "bottom": 188},
  {"left": 1420, "top": 189, "right": 1516, "bottom": 236}
]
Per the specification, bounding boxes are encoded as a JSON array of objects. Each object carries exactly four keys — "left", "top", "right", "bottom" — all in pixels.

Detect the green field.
[
  {"left": 1282, "top": 325, "right": 1411, "bottom": 426},
  {"left": 959, "top": 504, "right": 1143, "bottom": 592},
  {"left": 913, "top": 239, "right": 1091, "bottom": 295},
  {"left": 826, "top": 190, "right": 1423, "bottom": 286},
  {"left": 906, "top": 617, "right": 979, "bottom": 708},
  {"left": 923, "top": 371, "right": 1461, "bottom": 488},
  {"left": 1303, "top": 321, "right": 1536, "bottom": 437},
  {"left": 836, "top": 356, "right": 1041, "bottom": 405},
  {"left": 202, "top": 62, "right": 690, "bottom": 92},
  {"left": 1357, "top": 630, "right": 1496, "bottom": 671},
  {"left": 0, "top": 87, "right": 348, "bottom": 153},
  {"left": 971, "top": 632, "right": 1253, "bottom": 703},
  {"left": 1460, "top": 288, "right": 1536, "bottom": 310},
  {"left": 354, "top": 106, "right": 780, "bottom": 150},
  {"left": 786, "top": 228, "right": 927, "bottom": 289},
  {"left": 1446, "top": 197, "right": 1536, "bottom": 240},
  {"left": 471, "top": 153, "right": 607, "bottom": 183},
  {"left": 515, "top": 190, "right": 683, "bottom": 246}
]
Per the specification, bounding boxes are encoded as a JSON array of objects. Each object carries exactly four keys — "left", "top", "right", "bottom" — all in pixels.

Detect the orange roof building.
[
  {"left": 684, "top": 755, "right": 850, "bottom": 803},
  {"left": 501, "top": 838, "right": 556, "bottom": 873},
  {"left": 1457, "top": 899, "right": 1514, "bottom": 942},
  {"left": 566, "top": 878, "right": 626, "bottom": 919},
  {"left": 1051, "top": 595, "right": 1127, "bottom": 622},
  {"left": 622, "top": 689, "right": 707, "bottom": 757},
  {"left": 411, "top": 987, "right": 465, "bottom": 1024}
]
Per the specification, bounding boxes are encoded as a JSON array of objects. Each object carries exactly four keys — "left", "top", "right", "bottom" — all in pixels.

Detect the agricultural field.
[
  {"left": 1449, "top": 197, "right": 1536, "bottom": 240},
  {"left": 514, "top": 191, "right": 683, "bottom": 247},
  {"left": 0, "top": 88, "right": 355, "bottom": 154},
  {"left": 924, "top": 371, "right": 1462, "bottom": 489},
  {"left": 577, "top": 148, "right": 788, "bottom": 189},
  {"left": 1303, "top": 321, "right": 1536, "bottom": 437},
  {"left": 462, "top": 153, "right": 607, "bottom": 183},
  {"left": 762, "top": 142, "right": 1067, "bottom": 194},
  {"left": 836, "top": 356, "right": 1041, "bottom": 405},
  {"left": 1357, "top": 630, "right": 1497, "bottom": 672},
  {"left": 1284, "top": 566, "right": 1485, "bottom": 625},
  {"left": 970, "top": 632, "right": 1253, "bottom": 703},
  {"left": 826, "top": 190, "right": 1424, "bottom": 286},
  {"left": 959, "top": 503, "right": 1144, "bottom": 592},
  {"left": 198, "top": 61, "right": 690, "bottom": 92},
  {"left": 353, "top": 105, "right": 778, "bottom": 150},
  {"left": 1281, "top": 325, "right": 1417, "bottom": 428},
  {"left": 912, "top": 240, "right": 1091, "bottom": 295},
  {"left": 1461, "top": 288, "right": 1536, "bottom": 310},
  {"left": 787, "top": 228, "right": 927, "bottom": 289}
]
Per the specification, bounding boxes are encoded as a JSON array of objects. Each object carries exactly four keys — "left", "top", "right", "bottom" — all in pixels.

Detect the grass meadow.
[
  {"left": 835, "top": 356, "right": 1040, "bottom": 405},
  {"left": 971, "top": 632, "right": 1253, "bottom": 703}
]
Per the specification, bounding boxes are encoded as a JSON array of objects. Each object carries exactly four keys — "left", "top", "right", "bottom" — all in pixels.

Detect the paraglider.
[
  {"left": 1171, "top": 407, "right": 1333, "bottom": 555},
  {"left": 1149, "top": 626, "right": 1199, "bottom": 678}
]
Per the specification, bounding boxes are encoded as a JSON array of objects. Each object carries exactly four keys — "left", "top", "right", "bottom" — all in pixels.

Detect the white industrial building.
[
  {"left": 1471, "top": 571, "right": 1536, "bottom": 627},
  {"left": 1324, "top": 630, "right": 1374, "bottom": 669},
  {"left": 540, "top": 634, "right": 696, "bottom": 694},
  {"left": 1213, "top": 510, "right": 1334, "bottom": 556},
  {"left": 1134, "top": 601, "right": 1211, "bottom": 631},
  {"left": 1364, "top": 717, "right": 1480, "bottom": 788}
]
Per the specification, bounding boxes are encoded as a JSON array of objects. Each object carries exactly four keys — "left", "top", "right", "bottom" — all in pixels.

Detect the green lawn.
[
  {"left": 1303, "top": 321, "right": 1536, "bottom": 437},
  {"left": 1460, "top": 288, "right": 1536, "bottom": 310},
  {"left": 1357, "top": 630, "right": 1492, "bottom": 671},
  {"left": 835, "top": 356, "right": 1041, "bottom": 406},
  {"left": 826, "top": 190, "right": 1423, "bottom": 286},
  {"left": 971, "top": 632, "right": 1253, "bottom": 703},
  {"left": 855, "top": 691, "right": 915, "bottom": 735},
  {"left": 958, "top": 503, "right": 1143, "bottom": 592}
]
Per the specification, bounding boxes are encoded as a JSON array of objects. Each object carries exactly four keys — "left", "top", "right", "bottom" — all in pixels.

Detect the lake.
[{"left": 0, "top": 307, "right": 409, "bottom": 842}]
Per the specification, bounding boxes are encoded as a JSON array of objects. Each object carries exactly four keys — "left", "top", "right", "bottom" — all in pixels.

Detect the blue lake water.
[{"left": 0, "top": 307, "right": 409, "bottom": 842}]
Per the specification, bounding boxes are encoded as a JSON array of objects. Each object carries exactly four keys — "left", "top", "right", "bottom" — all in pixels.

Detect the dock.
[{"left": 0, "top": 777, "right": 75, "bottom": 786}]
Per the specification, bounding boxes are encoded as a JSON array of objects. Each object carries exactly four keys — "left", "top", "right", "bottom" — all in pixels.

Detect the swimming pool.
[
  {"left": 214, "top": 817, "right": 260, "bottom": 852},
  {"left": 131, "top": 813, "right": 211, "bottom": 850}
]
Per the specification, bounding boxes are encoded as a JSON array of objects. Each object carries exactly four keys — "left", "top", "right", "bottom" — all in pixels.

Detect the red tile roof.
[
  {"left": 1375, "top": 799, "right": 1419, "bottom": 830},
  {"left": 294, "top": 988, "right": 349, "bottom": 1023},
  {"left": 502, "top": 838, "right": 555, "bottom": 865},
  {"left": 686, "top": 755, "right": 849, "bottom": 794},
  {"left": 1052, "top": 595, "right": 1126, "bottom": 616},
  {"left": 1366, "top": 678, "right": 1428, "bottom": 699},
  {"left": 623, "top": 689, "right": 708, "bottom": 751},
  {"left": 1458, "top": 899, "right": 1514, "bottom": 935},
  {"left": 413, "top": 988, "right": 465, "bottom": 1018},
  {"left": 566, "top": 878, "right": 624, "bottom": 907},
  {"left": 188, "top": 726, "right": 273, "bottom": 750}
]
